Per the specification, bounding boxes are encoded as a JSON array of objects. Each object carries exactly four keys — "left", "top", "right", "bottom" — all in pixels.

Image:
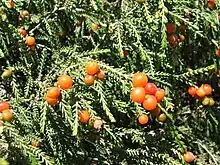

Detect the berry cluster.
[
  {"left": 0, "top": 101, "right": 13, "bottom": 123},
  {"left": 44, "top": 62, "right": 105, "bottom": 129},
  {"left": 16, "top": 9, "right": 36, "bottom": 51},
  {"left": 45, "top": 74, "right": 73, "bottom": 105},
  {"left": 166, "top": 23, "right": 186, "bottom": 47},
  {"left": 85, "top": 61, "right": 105, "bottom": 86},
  {"left": 130, "top": 72, "right": 165, "bottom": 109},
  {"left": 78, "top": 110, "right": 104, "bottom": 130},
  {"left": 31, "top": 140, "right": 41, "bottom": 148},
  {"left": 130, "top": 72, "right": 167, "bottom": 125},
  {"left": 138, "top": 107, "right": 167, "bottom": 126},
  {"left": 188, "top": 84, "right": 215, "bottom": 106}
]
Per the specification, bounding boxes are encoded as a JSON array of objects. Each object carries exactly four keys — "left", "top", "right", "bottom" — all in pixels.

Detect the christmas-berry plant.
[{"left": 0, "top": 0, "right": 219, "bottom": 164}]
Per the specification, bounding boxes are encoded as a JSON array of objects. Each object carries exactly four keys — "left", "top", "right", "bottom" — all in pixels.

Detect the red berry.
[
  {"left": 123, "top": 50, "right": 129, "bottom": 56},
  {"left": 144, "top": 83, "right": 157, "bottom": 95},
  {"left": 208, "top": 1, "right": 215, "bottom": 9},
  {"left": 168, "top": 34, "right": 179, "bottom": 47},
  {"left": 216, "top": 49, "right": 220, "bottom": 57},
  {"left": 166, "top": 24, "right": 176, "bottom": 34}
]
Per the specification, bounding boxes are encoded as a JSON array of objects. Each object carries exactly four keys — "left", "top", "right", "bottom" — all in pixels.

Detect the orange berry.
[
  {"left": 0, "top": 101, "right": 10, "bottom": 113},
  {"left": 216, "top": 49, "right": 220, "bottom": 57},
  {"left": 31, "top": 140, "right": 40, "bottom": 147},
  {"left": 45, "top": 96, "right": 58, "bottom": 106},
  {"left": 179, "top": 35, "right": 185, "bottom": 42},
  {"left": 8, "top": 0, "right": 15, "bottom": 8},
  {"left": 85, "top": 62, "right": 100, "bottom": 75},
  {"left": 58, "top": 74, "right": 73, "bottom": 90},
  {"left": 97, "top": 70, "right": 105, "bottom": 80},
  {"left": 78, "top": 110, "right": 90, "bottom": 123},
  {"left": 155, "top": 88, "right": 165, "bottom": 102},
  {"left": 188, "top": 86, "right": 198, "bottom": 96},
  {"left": 138, "top": 114, "right": 149, "bottom": 125},
  {"left": 91, "top": 24, "right": 99, "bottom": 31},
  {"left": 2, "top": 110, "right": 14, "bottom": 121},
  {"left": 25, "top": 36, "right": 36, "bottom": 46},
  {"left": 184, "top": 152, "right": 195, "bottom": 163},
  {"left": 202, "top": 84, "right": 212, "bottom": 95},
  {"left": 46, "top": 87, "right": 61, "bottom": 99},
  {"left": 130, "top": 87, "right": 146, "bottom": 103},
  {"left": 143, "top": 95, "right": 157, "bottom": 111},
  {"left": 20, "top": 10, "right": 30, "bottom": 18},
  {"left": 196, "top": 87, "right": 206, "bottom": 98},
  {"left": 132, "top": 72, "right": 148, "bottom": 87},
  {"left": 84, "top": 75, "right": 95, "bottom": 86}
]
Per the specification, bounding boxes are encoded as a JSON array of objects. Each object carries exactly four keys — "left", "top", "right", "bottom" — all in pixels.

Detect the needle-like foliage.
[{"left": 0, "top": 0, "right": 220, "bottom": 164}]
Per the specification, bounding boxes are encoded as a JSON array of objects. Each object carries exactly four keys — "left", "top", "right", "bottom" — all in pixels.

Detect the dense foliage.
[{"left": 0, "top": 0, "right": 220, "bottom": 164}]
